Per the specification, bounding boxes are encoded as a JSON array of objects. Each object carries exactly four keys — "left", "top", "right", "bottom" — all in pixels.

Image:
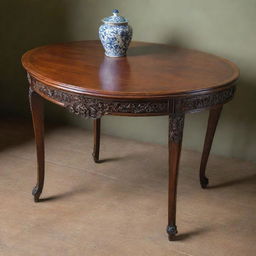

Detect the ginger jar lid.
[{"left": 102, "top": 9, "right": 128, "bottom": 25}]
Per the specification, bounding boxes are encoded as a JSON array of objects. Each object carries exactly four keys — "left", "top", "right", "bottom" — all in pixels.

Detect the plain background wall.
[{"left": 1, "top": 0, "right": 256, "bottom": 162}]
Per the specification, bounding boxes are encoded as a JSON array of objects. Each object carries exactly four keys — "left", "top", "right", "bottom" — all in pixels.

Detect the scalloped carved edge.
[
  {"left": 173, "top": 86, "right": 235, "bottom": 113},
  {"left": 27, "top": 74, "right": 235, "bottom": 119},
  {"left": 29, "top": 77, "right": 168, "bottom": 118}
]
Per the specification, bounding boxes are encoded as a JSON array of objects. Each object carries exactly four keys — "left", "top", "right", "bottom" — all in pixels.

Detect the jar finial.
[{"left": 113, "top": 9, "right": 119, "bottom": 16}]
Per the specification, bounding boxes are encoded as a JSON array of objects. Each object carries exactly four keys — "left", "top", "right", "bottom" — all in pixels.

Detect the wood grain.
[{"left": 22, "top": 40, "right": 239, "bottom": 99}]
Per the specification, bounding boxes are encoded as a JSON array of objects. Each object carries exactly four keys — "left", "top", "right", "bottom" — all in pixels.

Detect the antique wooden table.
[{"left": 22, "top": 40, "right": 239, "bottom": 241}]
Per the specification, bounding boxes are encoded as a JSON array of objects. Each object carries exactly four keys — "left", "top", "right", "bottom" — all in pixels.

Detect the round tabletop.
[{"left": 22, "top": 40, "right": 239, "bottom": 99}]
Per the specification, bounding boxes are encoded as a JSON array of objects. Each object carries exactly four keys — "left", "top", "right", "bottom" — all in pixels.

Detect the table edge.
[{"left": 25, "top": 71, "right": 238, "bottom": 100}]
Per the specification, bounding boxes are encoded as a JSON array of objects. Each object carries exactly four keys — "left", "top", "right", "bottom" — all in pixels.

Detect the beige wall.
[{"left": 1, "top": 0, "right": 256, "bottom": 162}]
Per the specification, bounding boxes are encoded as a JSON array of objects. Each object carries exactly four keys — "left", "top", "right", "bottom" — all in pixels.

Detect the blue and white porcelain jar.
[{"left": 99, "top": 9, "right": 132, "bottom": 57}]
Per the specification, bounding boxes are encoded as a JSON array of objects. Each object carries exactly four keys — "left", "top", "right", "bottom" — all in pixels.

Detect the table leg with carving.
[
  {"left": 29, "top": 87, "right": 45, "bottom": 202},
  {"left": 92, "top": 118, "right": 101, "bottom": 163},
  {"left": 167, "top": 113, "right": 185, "bottom": 240},
  {"left": 199, "top": 105, "right": 223, "bottom": 188}
]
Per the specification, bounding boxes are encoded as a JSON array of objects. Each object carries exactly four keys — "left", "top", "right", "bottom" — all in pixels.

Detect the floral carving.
[
  {"left": 30, "top": 78, "right": 168, "bottom": 118},
  {"left": 174, "top": 87, "right": 235, "bottom": 113},
  {"left": 28, "top": 75, "right": 236, "bottom": 121},
  {"left": 169, "top": 113, "right": 185, "bottom": 143},
  {"left": 167, "top": 224, "right": 178, "bottom": 236}
]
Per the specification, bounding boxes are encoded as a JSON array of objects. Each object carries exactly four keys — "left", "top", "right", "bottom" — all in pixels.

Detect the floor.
[{"left": 0, "top": 119, "right": 255, "bottom": 256}]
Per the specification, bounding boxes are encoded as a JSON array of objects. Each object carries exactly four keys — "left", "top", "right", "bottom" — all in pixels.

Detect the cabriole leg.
[
  {"left": 200, "top": 105, "right": 223, "bottom": 188},
  {"left": 29, "top": 87, "right": 45, "bottom": 202},
  {"left": 92, "top": 118, "right": 101, "bottom": 163},
  {"left": 167, "top": 113, "right": 185, "bottom": 241}
]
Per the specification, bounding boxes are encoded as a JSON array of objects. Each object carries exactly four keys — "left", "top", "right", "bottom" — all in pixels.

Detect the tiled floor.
[{"left": 0, "top": 119, "right": 255, "bottom": 256}]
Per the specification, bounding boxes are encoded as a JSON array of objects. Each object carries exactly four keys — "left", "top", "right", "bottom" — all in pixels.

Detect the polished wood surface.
[
  {"left": 92, "top": 119, "right": 101, "bottom": 163},
  {"left": 22, "top": 40, "right": 239, "bottom": 99},
  {"left": 22, "top": 40, "right": 239, "bottom": 241}
]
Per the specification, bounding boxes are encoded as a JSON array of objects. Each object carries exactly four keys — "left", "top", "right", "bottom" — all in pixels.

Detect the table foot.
[
  {"left": 167, "top": 225, "right": 178, "bottom": 241},
  {"left": 92, "top": 153, "right": 100, "bottom": 163},
  {"left": 200, "top": 176, "right": 209, "bottom": 189},
  {"left": 32, "top": 185, "right": 41, "bottom": 202}
]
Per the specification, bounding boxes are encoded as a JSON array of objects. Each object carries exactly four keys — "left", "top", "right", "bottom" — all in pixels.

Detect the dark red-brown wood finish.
[{"left": 22, "top": 40, "right": 239, "bottom": 241}]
